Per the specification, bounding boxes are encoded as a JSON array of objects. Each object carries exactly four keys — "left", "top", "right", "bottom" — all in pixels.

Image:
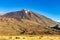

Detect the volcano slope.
[{"left": 0, "top": 9, "right": 60, "bottom": 35}]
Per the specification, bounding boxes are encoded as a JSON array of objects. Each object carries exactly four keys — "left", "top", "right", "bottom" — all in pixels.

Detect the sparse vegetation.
[
  {"left": 15, "top": 37, "right": 20, "bottom": 39},
  {"left": 0, "top": 35, "right": 60, "bottom": 40}
]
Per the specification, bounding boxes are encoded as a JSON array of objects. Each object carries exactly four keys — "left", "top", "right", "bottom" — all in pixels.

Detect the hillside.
[{"left": 0, "top": 9, "right": 60, "bottom": 35}]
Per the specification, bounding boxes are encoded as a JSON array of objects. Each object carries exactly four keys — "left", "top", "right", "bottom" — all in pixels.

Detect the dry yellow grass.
[{"left": 0, "top": 35, "right": 60, "bottom": 40}]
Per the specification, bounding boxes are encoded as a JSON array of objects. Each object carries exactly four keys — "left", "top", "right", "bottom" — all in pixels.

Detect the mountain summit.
[
  {"left": 4, "top": 9, "right": 58, "bottom": 27},
  {"left": 0, "top": 9, "right": 60, "bottom": 35}
]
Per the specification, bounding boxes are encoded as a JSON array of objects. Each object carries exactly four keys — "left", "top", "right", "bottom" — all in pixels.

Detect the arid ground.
[{"left": 0, "top": 35, "right": 60, "bottom": 40}]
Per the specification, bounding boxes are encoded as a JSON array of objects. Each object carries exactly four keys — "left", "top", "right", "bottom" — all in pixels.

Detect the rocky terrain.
[{"left": 0, "top": 9, "right": 60, "bottom": 35}]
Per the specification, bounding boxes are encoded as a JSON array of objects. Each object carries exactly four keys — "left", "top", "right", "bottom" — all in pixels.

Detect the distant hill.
[{"left": 0, "top": 9, "right": 60, "bottom": 35}]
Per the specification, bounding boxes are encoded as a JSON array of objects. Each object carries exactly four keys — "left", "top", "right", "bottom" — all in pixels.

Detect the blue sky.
[{"left": 0, "top": 0, "right": 60, "bottom": 22}]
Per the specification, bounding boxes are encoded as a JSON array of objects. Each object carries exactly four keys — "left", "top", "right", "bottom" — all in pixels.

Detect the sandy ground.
[{"left": 0, "top": 35, "right": 60, "bottom": 40}]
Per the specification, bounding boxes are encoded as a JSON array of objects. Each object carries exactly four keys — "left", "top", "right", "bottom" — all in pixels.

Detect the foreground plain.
[{"left": 0, "top": 35, "right": 60, "bottom": 40}]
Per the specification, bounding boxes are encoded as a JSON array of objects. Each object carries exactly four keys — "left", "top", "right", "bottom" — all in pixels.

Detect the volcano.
[{"left": 0, "top": 9, "right": 60, "bottom": 35}]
